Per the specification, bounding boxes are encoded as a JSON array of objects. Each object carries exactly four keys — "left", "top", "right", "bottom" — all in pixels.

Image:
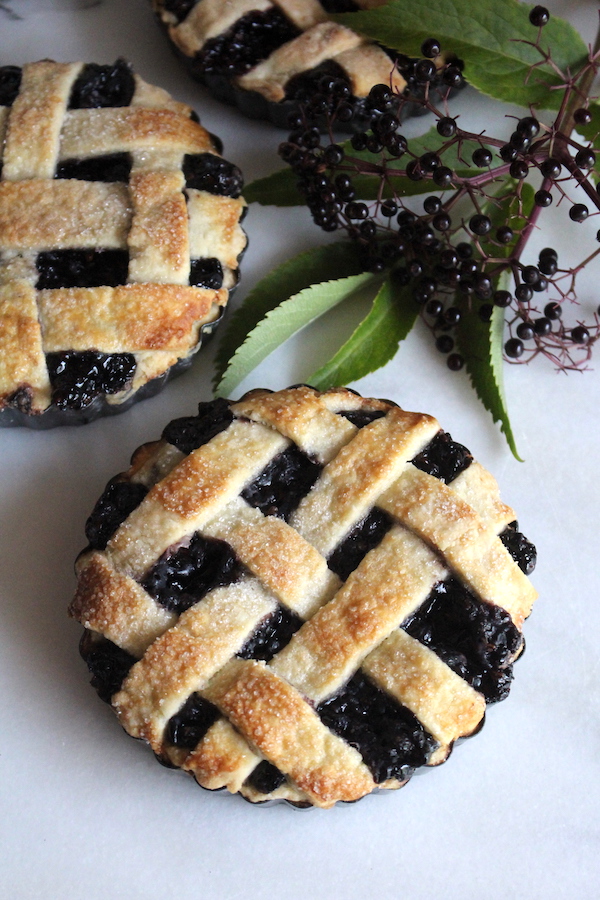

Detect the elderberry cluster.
[{"left": 277, "top": 12, "right": 600, "bottom": 373}]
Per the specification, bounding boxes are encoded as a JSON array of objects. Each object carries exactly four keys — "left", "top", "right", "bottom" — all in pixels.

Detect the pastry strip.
[
  {"left": 271, "top": 526, "right": 447, "bottom": 702},
  {"left": 363, "top": 629, "right": 486, "bottom": 760},
  {"left": 114, "top": 578, "right": 277, "bottom": 746},
  {"left": 378, "top": 467, "right": 537, "bottom": 627},
  {"left": 2, "top": 60, "right": 80, "bottom": 180},
  {"left": 290, "top": 407, "right": 440, "bottom": 555},
  {"left": 107, "top": 420, "right": 289, "bottom": 578},
  {"left": 203, "top": 658, "right": 376, "bottom": 807}
]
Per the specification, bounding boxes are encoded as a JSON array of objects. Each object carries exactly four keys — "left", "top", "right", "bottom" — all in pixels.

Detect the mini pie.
[
  {"left": 69, "top": 386, "right": 537, "bottom": 808},
  {"left": 0, "top": 59, "right": 247, "bottom": 427},
  {"left": 151, "top": 0, "right": 448, "bottom": 128}
]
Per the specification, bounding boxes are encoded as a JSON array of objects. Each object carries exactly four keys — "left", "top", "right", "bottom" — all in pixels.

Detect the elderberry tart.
[
  {"left": 151, "top": 1, "right": 455, "bottom": 129},
  {"left": 70, "top": 386, "right": 537, "bottom": 808},
  {"left": 0, "top": 59, "right": 247, "bottom": 427}
]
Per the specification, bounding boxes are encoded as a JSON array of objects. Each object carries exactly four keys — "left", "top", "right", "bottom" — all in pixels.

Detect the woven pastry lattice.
[
  {"left": 0, "top": 59, "right": 246, "bottom": 421},
  {"left": 152, "top": 0, "right": 429, "bottom": 128},
  {"left": 70, "top": 387, "right": 537, "bottom": 808}
]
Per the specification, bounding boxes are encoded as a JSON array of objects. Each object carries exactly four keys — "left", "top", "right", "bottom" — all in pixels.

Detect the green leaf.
[
  {"left": 246, "top": 125, "right": 491, "bottom": 207},
  {"left": 332, "top": 0, "right": 587, "bottom": 109},
  {"left": 213, "top": 241, "right": 365, "bottom": 387},
  {"left": 456, "top": 182, "right": 535, "bottom": 459},
  {"left": 214, "top": 270, "right": 378, "bottom": 397},
  {"left": 310, "top": 274, "right": 418, "bottom": 389}
]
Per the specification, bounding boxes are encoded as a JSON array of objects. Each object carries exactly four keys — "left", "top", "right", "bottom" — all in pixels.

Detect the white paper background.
[{"left": 1, "top": 1, "right": 599, "bottom": 897}]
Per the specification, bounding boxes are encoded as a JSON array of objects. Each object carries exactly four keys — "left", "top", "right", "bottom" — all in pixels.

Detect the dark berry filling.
[
  {"left": 245, "top": 760, "right": 287, "bottom": 794},
  {"left": 411, "top": 430, "right": 473, "bottom": 483},
  {"left": 403, "top": 578, "right": 523, "bottom": 704},
  {"left": 319, "top": 0, "right": 359, "bottom": 10},
  {"left": 141, "top": 532, "right": 243, "bottom": 613},
  {"left": 162, "top": 0, "right": 197, "bottom": 23},
  {"left": 46, "top": 351, "right": 136, "bottom": 410},
  {"left": 500, "top": 521, "right": 537, "bottom": 574},
  {"left": 0, "top": 65, "right": 21, "bottom": 106},
  {"left": 68, "top": 59, "right": 135, "bottom": 109},
  {"left": 189, "top": 257, "right": 224, "bottom": 289},
  {"left": 162, "top": 397, "right": 233, "bottom": 455},
  {"left": 241, "top": 446, "right": 322, "bottom": 521},
  {"left": 55, "top": 152, "right": 132, "bottom": 183},
  {"left": 197, "top": 9, "right": 300, "bottom": 79},
  {"left": 285, "top": 60, "right": 353, "bottom": 106},
  {"left": 338, "top": 408, "right": 386, "bottom": 428},
  {"left": 85, "top": 479, "right": 149, "bottom": 551},
  {"left": 318, "top": 671, "right": 437, "bottom": 783},
  {"left": 328, "top": 507, "right": 393, "bottom": 581},
  {"left": 79, "top": 633, "right": 136, "bottom": 703},
  {"left": 165, "top": 693, "right": 221, "bottom": 749},
  {"left": 36, "top": 249, "right": 129, "bottom": 289},
  {"left": 237, "top": 605, "right": 303, "bottom": 662},
  {"left": 183, "top": 153, "right": 243, "bottom": 197}
]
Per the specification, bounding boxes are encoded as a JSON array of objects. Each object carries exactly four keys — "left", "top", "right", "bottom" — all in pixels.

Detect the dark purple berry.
[
  {"left": 442, "top": 65, "right": 463, "bottom": 87},
  {"left": 433, "top": 213, "right": 451, "bottom": 231},
  {"left": 570, "top": 204, "right": 589, "bottom": 222},
  {"left": 479, "top": 303, "right": 494, "bottom": 322},
  {"left": 496, "top": 226, "right": 514, "bottom": 244},
  {"left": 575, "top": 148, "right": 596, "bottom": 169},
  {"left": 444, "top": 306, "right": 461, "bottom": 326},
  {"left": 510, "top": 160, "right": 529, "bottom": 180},
  {"left": 540, "top": 158, "right": 562, "bottom": 179},
  {"left": 494, "top": 289, "right": 512, "bottom": 308},
  {"left": 499, "top": 144, "right": 518, "bottom": 162},
  {"left": 521, "top": 265, "right": 540, "bottom": 284},
  {"left": 381, "top": 199, "right": 398, "bottom": 217},
  {"left": 515, "top": 284, "right": 533, "bottom": 302},
  {"left": 368, "top": 83, "right": 394, "bottom": 110},
  {"left": 456, "top": 242, "right": 473, "bottom": 259},
  {"left": 544, "top": 301, "right": 561, "bottom": 319},
  {"left": 323, "top": 144, "right": 344, "bottom": 166},
  {"left": 472, "top": 147, "right": 493, "bottom": 167},
  {"left": 406, "top": 159, "right": 423, "bottom": 181},
  {"left": 447, "top": 353, "right": 464, "bottom": 371},
  {"left": 437, "top": 116, "right": 457, "bottom": 137},
  {"left": 469, "top": 214, "right": 492, "bottom": 236},
  {"left": 421, "top": 38, "right": 441, "bottom": 58},
  {"left": 516, "top": 116, "right": 540, "bottom": 138},
  {"left": 516, "top": 321, "right": 535, "bottom": 341},
  {"left": 535, "top": 189, "right": 552, "bottom": 207},
  {"left": 351, "top": 132, "right": 368, "bottom": 151},
  {"left": 420, "top": 152, "right": 441, "bottom": 172},
  {"left": 573, "top": 108, "right": 592, "bottom": 126},
  {"left": 432, "top": 166, "right": 453, "bottom": 188},
  {"left": 534, "top": 316, "right": 552, "bottom": 335},
  {"left": 571, "top": 325, "right": 590, "bottom": 344},
  {"left": 423, "top": 195, "right": 442, "bottom": 214},
  {"left": 529, "top": 6, "right": 549, "bottom": 26},
  {"left": 366, "top": 135, "right": 383, "bottom": 153},
  {"left": 436, "top": 335, "right": 454, "bottom": 353},
  {"left": 415, "top": 59, "right": 437, "bottom": 83},
  {"left": 426, "top": 299, "right": 443, "bottom": 317},
  {"left": 505, "top": 337, "right": 524, "bottom": 358},
  {"left": 345, "top": 201, "right": 369, "bottom": 219}
]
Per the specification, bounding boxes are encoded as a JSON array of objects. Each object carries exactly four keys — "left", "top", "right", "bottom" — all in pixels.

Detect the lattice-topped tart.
[
  {"left": 70, "top": 386, "right": 537, "bottom": 808},
  {"left": 0, "top": 59, "right": 247, "bottom": 427},
  {"left": 151, "top": 0, "right": 458, "bottom": 128}
]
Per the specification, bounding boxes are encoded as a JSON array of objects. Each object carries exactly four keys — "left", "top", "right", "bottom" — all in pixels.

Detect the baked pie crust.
[
  {"left": 70, "top": 386, "right": 537, "bottom": 808},
  {"left": 0, "top": 59, "right": 247, "bottom": 426},
  {"left": 151, "top": 0, "right": 426, "bottom": 127}
]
